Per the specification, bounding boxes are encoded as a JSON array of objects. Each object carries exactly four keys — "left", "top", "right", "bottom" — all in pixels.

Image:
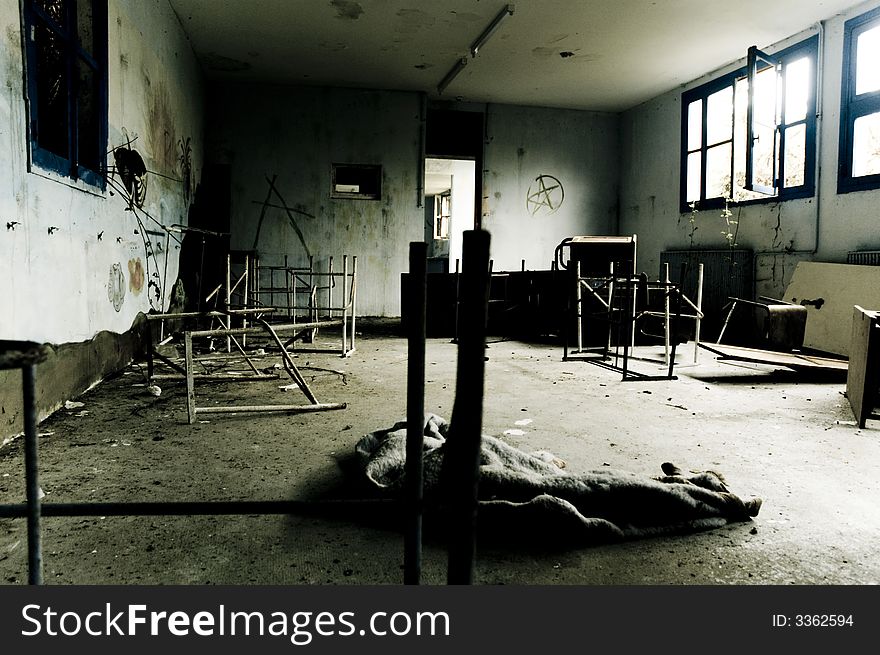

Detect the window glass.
[
  {"left": 706, "top": 143, "right": 732, "bottom": 199},
  {"left": 784, "top": 124, "right": 806, "bottom": 187},
  {"left": 687, "top": 99, "right": 702, "bottom": 151},
  {"left": 785, "top": 57, "right": 809, "bottom": 123},
  {"left": 706, "top": 87, "right": 733, "bottom": 145},
  {"left": 686, "top": 152, "right": 701, "bottom": 203},
  {"left": 34, "top": 22, "right": 69, "bottom": 158},
  {"left": 856, "top": 24, "right": 880, "bottom": 95},
  {"left": 852, "top": 112, "right": 880, "bottom": 177}
]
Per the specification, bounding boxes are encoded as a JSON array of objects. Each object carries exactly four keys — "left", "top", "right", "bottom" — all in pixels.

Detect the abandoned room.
[{"left": 1, "top": 0, "right": 880, "bottom": 587}]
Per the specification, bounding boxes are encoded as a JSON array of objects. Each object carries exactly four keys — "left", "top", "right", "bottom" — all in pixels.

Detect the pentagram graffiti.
[{"left": 527, "top": 175, "right": 564, "bottom": 216}]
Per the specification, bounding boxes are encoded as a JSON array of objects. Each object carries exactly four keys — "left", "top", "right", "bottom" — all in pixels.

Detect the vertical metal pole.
[
  {"left": 621, "top": 263, "right": 631, "bottom": 378},
  {"left": 22, "top": 364, "right": 42, "bottom": 585},
  {"left": 351, "top": 256, "right": 358, "bottom": 353},
  {"left": 285, "top": 255, "right": 292, "bottom": 320},
  {"left": 328, "top": 256, "right": 334, "bottom": 320},
  {"left": 663, "top": 262, "right": 671, "bottom": 367},
  {"left": 226, "top": 253, "right": 232, "bottom": 353},
  {"left": 309, "top": 255, "right": 315, "bottom": 324},
  {"left": 405, "top": 242, "right": 427, "bottom": 585},
  {"left": 243, "top": 256, "right": 250, "bottom": 348},
  {"left": 341, "top": 256, "right": 349, "bottom": 356},
  {"left": 445, "top": 230, "right": 491, "bottom": 585},
  {"left": 575, "top": 261, "right": 583, "bottom": 354},
  {"left": 607, "top": 261, "right": 615, "bottom": 354},
  {"left": 668, "top": 263, "right": 687, "bottom": 378},
  {"left": 453, "top": 258, "right": 461, "bottom": 343},
  {"left": 694, "top": 263, "right": 704, "bottom": 363},
  {"left": 185, "top": 332, "right": 196, "bottom": 424}
]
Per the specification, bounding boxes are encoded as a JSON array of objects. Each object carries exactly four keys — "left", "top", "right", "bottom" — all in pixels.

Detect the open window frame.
[
  {"left": 22, "top": 0, "right": 109, "bottom": 190},
  {"left": 680, "top": 35, "right": 818, "bottom": 213},
  {"left": 838, "top": 5, "right": 880, "bottom": 194}
]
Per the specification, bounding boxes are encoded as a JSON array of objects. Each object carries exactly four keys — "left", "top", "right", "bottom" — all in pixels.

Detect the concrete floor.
[{"left": 1, "top": 321, "right": 879, "bottom": 585}]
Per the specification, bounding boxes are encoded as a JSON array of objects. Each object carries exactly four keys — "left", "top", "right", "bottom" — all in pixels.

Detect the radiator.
[
  {"left": 660, "top": 249, "right": 753, "bottom": 340},
  {"left": 847, "top": 250, "right": 880, "bottom": 266}
]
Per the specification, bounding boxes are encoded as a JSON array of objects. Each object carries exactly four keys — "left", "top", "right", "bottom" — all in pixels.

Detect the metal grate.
[
  {"left": 660, "top": 249, "right": 753, "bottom": 341},
  {"left": 846, "top": 250, "right": 880, "bottom": 266}
]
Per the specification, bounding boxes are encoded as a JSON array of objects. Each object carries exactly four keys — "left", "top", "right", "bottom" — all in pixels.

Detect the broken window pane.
[
  {"left": 35, "top": 21, "right": 69, "bottom": 159},
  {"left": 706, "top": 87, "right": 733, "bottom": 146},
  {"left": 852, "top": 111, "right": 880, "bottom": 177},
  {"left": 856, "top": 24, "right": 880, "bottom": 95},
  {"left": 36, "top": 0, "right": 66, "bottom": 27}
]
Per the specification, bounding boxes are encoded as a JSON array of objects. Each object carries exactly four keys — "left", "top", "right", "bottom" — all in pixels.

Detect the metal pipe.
[
  {"left": 342, "top": 256, "right": 349, "bottom": 356},
  {"left": 22, "top": 364, "right": 42, "bottom": 585},
  {"left": 0, "top": 498, "right": 398, "bottom": 519},
  {"left": 694, "top": 263, "right": 704, "bottom": 363},
  {"left": 194, "top": 403, "right": 346, "bottom": 415},
  {"left": 405, "top": 242, "right": 427, "bottom": 585},
  {"left": 445, "top": 229, "right": 491, "bottom": 585}
]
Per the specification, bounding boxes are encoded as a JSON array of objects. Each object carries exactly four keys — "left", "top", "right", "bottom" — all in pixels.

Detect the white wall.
[
  {"left": 447, "top": 159, "right": 475, "bottom": 268},
  {"left": 619, "top": 0, "right": 880, "bottom": 299},
  {"left": 0, "top": 0, "right": 204, "bottom": 344},
  {"left": 483, "top": 104, "right": 620, "bottom": 271}
]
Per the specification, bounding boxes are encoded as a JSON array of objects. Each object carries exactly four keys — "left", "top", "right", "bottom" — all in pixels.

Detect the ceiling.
[{"left": 168, "top": 0, "right": 870, "bottom": 112}]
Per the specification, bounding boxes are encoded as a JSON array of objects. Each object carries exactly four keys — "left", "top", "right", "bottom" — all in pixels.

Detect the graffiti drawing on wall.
[
  {"left": 178, "top": 136, "right": 193, "bottom": 204},
  {"left": 113, "top": 145, "right": 148, "bottom": 209},
  {"left": 527, "top": 174, "right": 564, "bottom": 216},
  {"left": 108, "top": 263, "right": 126, "bottom": 312},
  {"left": 251, "top": 174, "right": 314, "bottom": 258}
]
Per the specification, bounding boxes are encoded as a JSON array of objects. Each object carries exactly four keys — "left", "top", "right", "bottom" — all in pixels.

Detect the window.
[
  {"left": 681, "top": 36, "right": 817, "bottom": 211},
  {"left": 330, "top": 164, "right": 382, "bottom": 200},
  {"left": 434, "top": 193, "right": 450, "bottom": 239},
  {"left": 839, "top": 6, "right": 880, "bottom": 193},
  {"left": 23, "top": 0, "right": 108, "bottom": 188}
]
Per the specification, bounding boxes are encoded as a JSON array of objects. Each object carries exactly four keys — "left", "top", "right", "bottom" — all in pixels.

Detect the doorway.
[{"left": 424, "top": 157, "right": 476, "bottom": 273}]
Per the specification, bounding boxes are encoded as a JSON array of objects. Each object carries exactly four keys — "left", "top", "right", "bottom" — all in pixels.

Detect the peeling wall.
[
  {"left": 0, "top": 0, "right": 204, "bottom": 440},
  {"left": 0, "top": 0, "right": 205, "bottom": 345},
  {"left": 619, "top": 1, "right": 880, "bottom": 300},
  {"left": 483, "top": 104, "right": 621, "bottom": 271},
  {"left": 206, "top": 84, "right": 425, "bottom": 317}
]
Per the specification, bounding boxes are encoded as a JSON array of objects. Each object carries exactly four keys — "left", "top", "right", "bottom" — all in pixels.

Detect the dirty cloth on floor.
[{"left": 355, "top": 414, "right": 762, "bottom": 543}]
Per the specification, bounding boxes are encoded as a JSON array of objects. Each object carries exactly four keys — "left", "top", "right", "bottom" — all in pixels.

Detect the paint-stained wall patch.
[
  {"left": 108, "top": 263, "right": 126, "bottom": 312},
  {"left": 128, "top": 258, "right": 144, "bottom": 295}
]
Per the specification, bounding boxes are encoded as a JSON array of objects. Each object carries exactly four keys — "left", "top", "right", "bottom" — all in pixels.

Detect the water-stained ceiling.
[{"left": 169, "top": 0, "right": 870, "bottom": 112}]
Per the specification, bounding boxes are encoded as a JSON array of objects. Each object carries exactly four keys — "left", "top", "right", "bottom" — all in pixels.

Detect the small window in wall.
[
  {"left": 434, "top": 193, "right": 450, "bottom": 239},
  {"left": 22, "top": 0, "right": 108, "bottom": 188},
  {"left": 331, "top": 163, "right": 382, "bottom": 200},
  {"left": 839, "top": 6, "right": 880, "bottom": 193},
  {"left": 680, "top": 36, "right": 817, "bottom": 211}
]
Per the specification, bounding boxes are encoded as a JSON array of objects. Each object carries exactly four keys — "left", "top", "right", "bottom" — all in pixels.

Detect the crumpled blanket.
[{"left": 355, "top": 414, "right": 762, "bottom": 543}]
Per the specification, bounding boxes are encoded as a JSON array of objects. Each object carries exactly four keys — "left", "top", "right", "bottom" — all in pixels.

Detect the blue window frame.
[
  {"left": 22, "top": 0, "right": 108, "bottom": 188},
  {"left": 838, "top": 6, "right": 880, "bottom": 194},
  {"left": 680, "top": 36, "right": 818, "bottom": 212}
]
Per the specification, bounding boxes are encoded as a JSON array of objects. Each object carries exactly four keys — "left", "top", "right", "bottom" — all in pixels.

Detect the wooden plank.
[
  {"left": 847, "top": 306, "right": 880, "bottom": 428},
  {"left": 699, "top": 342, "right": 848, "bottom": 372}
]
